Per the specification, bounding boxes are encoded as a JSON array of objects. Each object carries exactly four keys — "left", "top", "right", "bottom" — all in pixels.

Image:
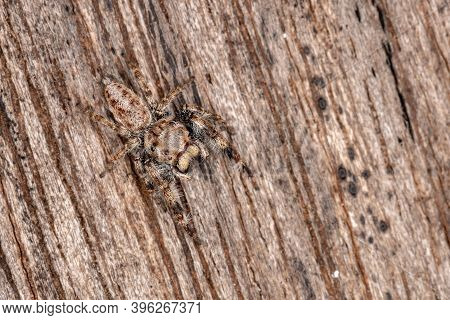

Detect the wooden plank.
[{"left": 0, "top": 0, "right": 448, "bottom": 299}]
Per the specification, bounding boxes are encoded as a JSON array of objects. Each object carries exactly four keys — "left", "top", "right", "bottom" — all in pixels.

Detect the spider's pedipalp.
[{"left": 176, "top": 144, "right": 200, "bottom": 173}]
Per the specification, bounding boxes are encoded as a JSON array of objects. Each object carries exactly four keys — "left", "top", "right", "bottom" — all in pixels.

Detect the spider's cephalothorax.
[{"left": 92, "top": 66, "right": 250, "bottom": 241}]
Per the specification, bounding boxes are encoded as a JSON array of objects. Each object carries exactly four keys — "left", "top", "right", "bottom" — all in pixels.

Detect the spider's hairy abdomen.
[{"left": 104, "top": 81, "right": 151, "bottom": 131}]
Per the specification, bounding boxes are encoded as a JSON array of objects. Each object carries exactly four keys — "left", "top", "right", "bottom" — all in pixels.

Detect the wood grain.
[{"left": 0, "top": 0, "right": 449, "bottom": 299}]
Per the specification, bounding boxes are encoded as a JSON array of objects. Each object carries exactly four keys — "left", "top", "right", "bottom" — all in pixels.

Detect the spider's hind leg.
[
  {"left": 131, "top": 65, "right": 158, "bottom": 111},
  {"left": 91, "top": 113, "right": 138, "bottom": 177},
  {"left": 91, "top": 113, "right": 130, "bottom": 136},
  {"left": 99, "top": 137, "right": 140, "bottom": 178},
  {"left": 157, "top": 78, "right": 195, "bottom": 114}
]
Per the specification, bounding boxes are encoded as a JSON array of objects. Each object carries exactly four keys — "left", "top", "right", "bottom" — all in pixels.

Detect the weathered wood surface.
[{"left": 0, "top": 0, "right": 449, "bottom": 300}]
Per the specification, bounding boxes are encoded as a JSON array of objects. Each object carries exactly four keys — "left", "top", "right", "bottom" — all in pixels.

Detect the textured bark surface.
[{"left": 0, "top": 0, "right": 449, "bottom": 300}]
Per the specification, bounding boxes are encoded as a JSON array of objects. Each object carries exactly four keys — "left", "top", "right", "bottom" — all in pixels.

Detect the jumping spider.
[{"left": 91, "top": 66, "right": 250, "bottom": 241}]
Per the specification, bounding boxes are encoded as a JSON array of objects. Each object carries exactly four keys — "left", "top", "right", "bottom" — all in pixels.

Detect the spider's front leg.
[
  {"left": 172, "top": 177, "right": 201, "bottom": 243},
  {"left": 183, "top": 104, "right": 233, "bottom": 133},
  {"left": 145, "top": 162, "right": 179, "bottom": 208},
  {"left": 189, "top": 113, "right": 252, "bottom": 176},
  {"left": 145, "top": 161, "right": 200, "bottom": 242},
  {"left": 132, "top": 155, "right": 157, "bottom": 193}
]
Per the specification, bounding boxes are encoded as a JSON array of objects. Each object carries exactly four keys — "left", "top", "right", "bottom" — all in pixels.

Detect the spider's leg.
[
  {"left": 92, "top": 113, "right": 117, "bottom": 130},
  {"left": 91, "top": 113, "right": 130, "bottom": 136},
  {"left": 173, "top": 170, "right": 192, "bottom": 180},
  {"left": 134, "top": 156, "right": 157, "bottom": 193},
  {"left": 145, "top": 162, "right": 184, "bottom": 218},
  {"left": 109, "top": 137, "right": 140, "bottom": 162},
  {"left": 195, "top": 141, "right": 209, "bottom": 160},
  {"left": 100, "top": 137, "right": 140, "bottom": 178},
  {"left": 145, "top": 162, "right": 200, "bottom": 242},
  {"left": 182, "top": 104, "right": 234, "bottom": 135},
  {"left": 183, "top": 104, "right": 229, "bottom": 129},
  {"left": 131, "top": 66, "right": 158, "bottom": 111},
  {"left": 173, "top": 177, "right": 200, "bottom": 243},
  {"left": 192, "top": 115, "right": 252, "bottom": 176},
  {"left": 157, "top": 78, "right": 194, "bottom": 113}
]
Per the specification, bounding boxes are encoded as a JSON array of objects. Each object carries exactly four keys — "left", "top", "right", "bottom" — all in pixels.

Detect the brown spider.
[{"left": 91, "top": 66, "right": 250, "bottom": 241}]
